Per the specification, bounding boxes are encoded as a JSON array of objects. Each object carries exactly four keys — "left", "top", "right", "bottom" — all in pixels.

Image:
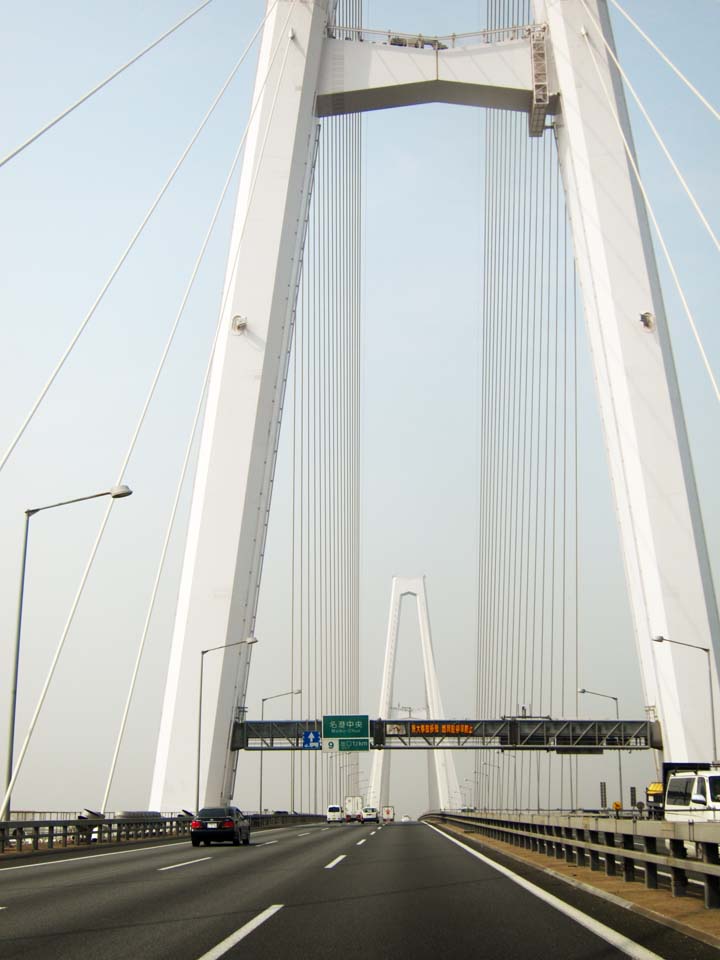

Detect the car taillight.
[
  {"left": 191, "top": 820, "right": 201, "bottom": 829},
  {"left": 222, "top": 819, "right": 234, "bottom": 828}
]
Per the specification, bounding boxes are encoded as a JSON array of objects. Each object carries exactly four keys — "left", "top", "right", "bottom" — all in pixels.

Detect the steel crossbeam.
[{"left": 232, "top": 718, "right": 662, "bottom": 752}]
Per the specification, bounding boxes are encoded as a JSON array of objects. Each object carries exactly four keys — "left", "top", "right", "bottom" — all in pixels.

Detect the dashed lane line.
[
  {"left": 356, "top": 839, "right": 367, "bottom": 846},
  {"left": 195, "top": 904, "right": 283, "bottom": 960},
  {"left": 261, "top": 840, "right": 279, "bottom": 846},
  {"left": 0, "top": 841, "right": 188, "bottom": 872},
  {"left": 324, "top": 855, "right": 346, "bottom": 869},
  {"left": 158, "top": 857, "right": 212, "bottom": 872},
  {"left": 297, "top": 832, "right": 310, "bottom": 837},
  {"left": 424, "top": 822, "right": 665, "bottom": 960}
]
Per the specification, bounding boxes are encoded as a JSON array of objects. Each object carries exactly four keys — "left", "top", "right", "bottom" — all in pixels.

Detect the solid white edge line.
[
  {"left": 195, "top": 904, "right": 283, "bottom": 960},
  {"left": 0, "top": 840, "right": 188, "bottom": 872},
  {"left": 158, "top": 857, "right": 212, "bottom": 872},
  {"left": 356, "top": 839, "right": 366, "bottom": 846},
  {"left": 424, "top": 823, "right": 664, "bottom": 960},
  {"left": 324, "top": 854, "right": 346, "bottom": 869}
]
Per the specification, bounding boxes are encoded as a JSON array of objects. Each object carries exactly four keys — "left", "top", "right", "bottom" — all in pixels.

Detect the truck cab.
[{"left": 664, "top": 767, "right": 720, "bottom": 822}]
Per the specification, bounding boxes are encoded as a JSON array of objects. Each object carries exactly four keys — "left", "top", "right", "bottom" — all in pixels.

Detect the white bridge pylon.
[
  {"left": 367, "top": 578, "right": 460, "bottom": 812},
  {"left": 151, "top": 0, "right": 720, "bottom": 812}
]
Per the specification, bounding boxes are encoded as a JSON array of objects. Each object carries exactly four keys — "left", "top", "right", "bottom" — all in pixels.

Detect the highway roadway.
[{"left": 0, "top": 819, "right": 714, "bottom": 959}]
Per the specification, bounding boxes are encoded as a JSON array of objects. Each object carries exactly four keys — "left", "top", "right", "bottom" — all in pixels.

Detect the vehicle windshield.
[
  {"left": 710, "top": 777, "right": 720, "bottom": 802},
  {"left": 328, "top": 806, "right": 341, "bottom": 812},
  {"left": 198, "top": 808, "right": 229, "bottom": 818}
]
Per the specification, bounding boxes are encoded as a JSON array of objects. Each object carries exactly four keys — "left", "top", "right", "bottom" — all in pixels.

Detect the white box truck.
[
  {"left": 344, "top": 796, "right": 363, "bottom": 823},
  {"left": 382, "top": 805, "right": 395, "bottom": 823}
]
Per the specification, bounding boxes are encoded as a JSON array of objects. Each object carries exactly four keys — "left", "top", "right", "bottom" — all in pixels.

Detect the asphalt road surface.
[{"left": 0, "top": 820, "right": 715, "bottom": 959}]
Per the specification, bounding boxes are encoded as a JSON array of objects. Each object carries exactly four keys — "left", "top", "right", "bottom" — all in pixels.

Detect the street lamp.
[
  {"left": 578, "top": 687, "right": 624, "bottom": 807},
  {"left": 5, "top": 484, "right": 133, "bottom": 818},
  {"left": 651, "top": 635, "right": 717, "bottom": 762},
  {"left": 259, "top": 689, "right": 301, "bottom": 815},
  {"left": 196, "top": 637, "right": 258, "bottom": 813}
]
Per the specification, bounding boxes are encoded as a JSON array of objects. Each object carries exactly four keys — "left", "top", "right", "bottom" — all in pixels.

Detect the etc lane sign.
[{"left": 322, "top": 715, "right": 369, "bottom": 751}]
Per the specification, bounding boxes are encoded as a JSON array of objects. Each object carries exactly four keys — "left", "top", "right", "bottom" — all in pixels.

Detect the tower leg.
[{"left": 150, "top": 0, "right": 330, "bottom": 811}]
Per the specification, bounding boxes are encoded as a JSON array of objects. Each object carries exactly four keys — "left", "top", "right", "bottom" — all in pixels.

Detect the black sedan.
[{"left": 190, "top": 806, "right": 250, "bottom": 846}]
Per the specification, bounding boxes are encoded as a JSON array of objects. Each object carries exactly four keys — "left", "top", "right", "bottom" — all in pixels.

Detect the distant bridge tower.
[
  {"left": 151, "top": 0, "right": 720, "bottom": 812},
  {"left": 367, "top": 578, "right": 460, "bottom": 811}
]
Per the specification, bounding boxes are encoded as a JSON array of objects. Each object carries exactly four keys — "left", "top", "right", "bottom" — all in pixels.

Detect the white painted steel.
[
  {"left": 151, "top": 0, "right": 720, "bottom": 815},
  {"left": 533, "top": 0, "right": 719, "bottom": 760},
  {"left": 150, "top": 0, "right": 331, "bottom": 811},
  {"left": 316, "top": 35, "right": 540, "bottom": 116},
  {"left": 368, "top": 578, "right": 460, "bottom": 811}
]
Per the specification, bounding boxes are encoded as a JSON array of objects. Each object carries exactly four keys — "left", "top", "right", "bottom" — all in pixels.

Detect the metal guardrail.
[
  {"left": 423, "top": 810, "right": 720, "bottom": 909},
  {"left": 0, "top": 813, "right": 324, "bottom": 856}
]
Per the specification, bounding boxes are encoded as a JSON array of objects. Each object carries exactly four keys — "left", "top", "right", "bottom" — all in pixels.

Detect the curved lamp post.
[
  {"left": 4, "top": 484, "right": 132, "bottom": 819},
  {"left": 259, "top": 689, "right": 300, "bottom": 815},
  {"left": 579, "top": 687, "right": 623, "bottom": 807},
  {"left": 651, "top": 635, "right": 717, "bottom": 762},
  {"left": 196, "top": 636, "right": 258, "bottom": 813}
]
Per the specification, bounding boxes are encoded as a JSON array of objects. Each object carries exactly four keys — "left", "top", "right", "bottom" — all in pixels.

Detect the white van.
[
  {"left": 664, "top": 769, "right": 720, "bottom": 822},
  {"left": 326, "top": 804, "right": 343, "bottom": 824}
]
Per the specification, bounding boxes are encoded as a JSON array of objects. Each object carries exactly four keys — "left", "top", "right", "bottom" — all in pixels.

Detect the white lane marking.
[
  {"left": 297, "top": 832, "right": 310, "bottom": 837},
  {"left": 321, "top": 827, "right": 329, "bottom": 831},
  {"left": 0, "top": 840, "right": 188, "bottom": 873},
  {"left": 324, "top": 855, "right": 346, "bottom": 869},
  {"left": 370, "top": 830, "right": 376, "bottom": 836},
  {"left": 356, "top": 839, "right": 366, "bottom": 846},
  {"left": 158, "top": 857, "right": 211, "bottom": 872},
  {"left": 261, "top": 840, "right": 278, "bottom": 846},
  {"left": 195, "top": 904, "right": 283, "bottom": 960},
  {"left": 424, "top": 823, "right": 665, "bottom": 960}
]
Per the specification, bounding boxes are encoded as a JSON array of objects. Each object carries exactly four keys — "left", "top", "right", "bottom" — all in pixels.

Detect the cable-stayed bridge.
[{"left": 1, "top": 5, "right": 720, "bottom": 952}]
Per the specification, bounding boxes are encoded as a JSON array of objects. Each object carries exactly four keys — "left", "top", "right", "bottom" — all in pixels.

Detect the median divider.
[{"left": 0, "top": 812, "right": 325, "bottom": 858}]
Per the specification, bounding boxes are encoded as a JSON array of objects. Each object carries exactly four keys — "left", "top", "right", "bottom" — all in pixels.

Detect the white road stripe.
[
  {"left": 261, "top": 840, "right": 278, "bottom": 846},
  {"left": 324, "top": 855, "right": 346, "bottom": 869},
  {"left": 158, "top": 857, "right": 211, "bottom": 872},
  {"left": 297, "top": 832, "right": 310, "bottom": 837},
  {"left": 370, "top": 830, "right": 376, "bottom": 836},
  {"left": 356, "top": 839, "right": 366, "bottom": 846},
  {"left": 195, "top": 904, "right": 283, "bottom": 960},
  {"left": 424, "top": 823, "right": 665, "bottom": 960},
  {"left": 321, "top": 827, "right": 329, "bottom": 831},
  {"left": 0, "top": 840, "right": 188, "bottom": 872}
]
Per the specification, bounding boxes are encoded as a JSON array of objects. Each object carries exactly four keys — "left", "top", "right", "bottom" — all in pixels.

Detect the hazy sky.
[{"left": 1, "top": 1, "right": 719, "bottom": 817}]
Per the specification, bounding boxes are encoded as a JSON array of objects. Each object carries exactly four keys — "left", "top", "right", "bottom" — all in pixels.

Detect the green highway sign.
[
  {"left": 322, "top": 715, "right": 369, "bottom": 739},
  {"left": 339, "top": 738, "right": 369, "bottom": 752}
]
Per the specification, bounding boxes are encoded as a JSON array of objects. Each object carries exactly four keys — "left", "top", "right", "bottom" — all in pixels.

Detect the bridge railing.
[
  {"left": 423, "top": 810, "right": 720, "bottom": 910},
  {"left": 0, "top": 812, "right": 324, "bottom": 856}
]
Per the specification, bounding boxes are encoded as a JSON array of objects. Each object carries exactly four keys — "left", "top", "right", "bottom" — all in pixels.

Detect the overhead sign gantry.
[{"left": 231, "top": 717, "right": 662, "bottom": 753}]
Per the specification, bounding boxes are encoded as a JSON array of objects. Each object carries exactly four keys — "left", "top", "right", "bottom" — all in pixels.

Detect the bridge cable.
[
  {"left": 608, "top": 0, "right": 720, "bottom": 125},
  {"left": 0, "top": 0, "right": 218, "bottom": 170},
  {"left": 0, "top": 2, "right": 289, "bottom": 820},
  {"left": 580, "top": 25, "right": 720, "bottom": 406},
  {"left": 100, "top": 12, "right": 295, "bottom": 811},
  {"left": 0, "top": 2, "right": 277, "bottom": 477},
  {"left": 582, "top": 1, "right": 720, "bottom": 257}
]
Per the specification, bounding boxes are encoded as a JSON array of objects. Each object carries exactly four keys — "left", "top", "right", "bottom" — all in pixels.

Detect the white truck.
[
  {"left": 344, "top": 796, "right": 363, "bottom": 823},
  {"left": 382, "top": 805, "right": 395, "bottom": 823},
  {"left": 663, "top": 764, "right": 720, "bottom": 822}
]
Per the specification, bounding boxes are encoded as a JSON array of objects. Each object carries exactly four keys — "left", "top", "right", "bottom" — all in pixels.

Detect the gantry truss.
[{"left": 232, "top": 718, "right": 662, "bottom": 753}]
